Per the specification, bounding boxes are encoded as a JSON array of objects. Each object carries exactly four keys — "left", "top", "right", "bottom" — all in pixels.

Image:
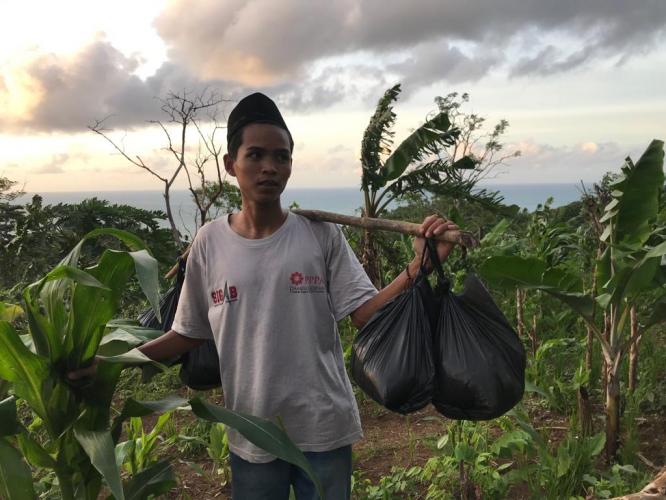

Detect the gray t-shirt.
[{"left": 171, "top": 212, "right": 377, "bottom": 462}]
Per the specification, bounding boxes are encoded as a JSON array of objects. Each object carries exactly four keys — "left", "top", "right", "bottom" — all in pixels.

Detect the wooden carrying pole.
[{"left": 165, "top": 209, "right": 479, "bottom": 279}]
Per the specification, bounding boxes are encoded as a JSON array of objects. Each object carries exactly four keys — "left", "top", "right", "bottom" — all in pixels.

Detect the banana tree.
[
  {"left": 0, "top": 229, "right": 323, "bottom": 498},
  {"left": 360, "top": 84, "right": 505, "bottom": 286},
  {"left": 479, "top": 140, "right": 665, "bottom": 461}
]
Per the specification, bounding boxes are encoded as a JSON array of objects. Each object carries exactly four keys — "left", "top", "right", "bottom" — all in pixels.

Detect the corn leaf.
[
  {"left": 0, "top": 438, "right": 36, "bottom": 500},
  {"left": 190, "top": 397, "right": 324, "bottom": 498},
  {"left": 66, "top": 248, "right": 159, "bottom": 369},
  {"left": 74, "top": 429, "right": 125, "bottom": 500},
  {"left": 0, "top": 321, "right": 49, "bottom": 422},
  {"left": 124, "top": 460, "right": 176, "bottom": 500},
  {"left": 0, "top": 397, "right": 19, "bottom": 437}
]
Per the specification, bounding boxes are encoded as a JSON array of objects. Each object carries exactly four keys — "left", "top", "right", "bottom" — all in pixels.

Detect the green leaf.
[
  {"left": 0, "top": 321, "right": 50, "bottom": 422},
  {"left": 0, "top": 303, "right": 24, "bottom": 322},
  {"left": 66, "top": 248, "right": 160, "bottom": 369},
  {"left": 478, "top": 256, "right": 546, "bottom": 289},
  {"left": 22, "top": 285, "right": 62, "bottom": 362},
  {"left": 645, "top": 299, "right": 666, "bottom": 330},
  {"left": 74, "top": 429, "right": 125, "bottom": 500},
  {"left": 588, "top": 433, "right": 606, "bottom": 457},
  {"left": 189, "top": 397, "right": 324, "bottom": 498},
  {"left": 450, "top": 156, "right": 477, "bottom": 170},
  {"left": 0, "top": 438, "right": 36, "bottom": 500},
  {"left": 480, "top": 219, "right": 511, "bottom": 245},
  {"left": 99, "top": 348, "right": 166, "bottom": 368},
  {"left": 128, "top": 250, "right": 161, "bottom": 324},
  {"left": 0, "top": 397, "right": 19, "bottom": 437},
  {"left": 479, "top": 256, "right": 594, "bottom": 320},
  {"left": 111, "top": 395, "right": 188, "bottom": 443},
  {"left": 610, "top": 140, "right": 664, "bottom": 245},
  {"left": 454, "top": 442, "right": 476, "bottom": 462},
  {"left": 361, "top": 84, "right": 401, "bottom": 191},
  {"left": 37, "top": 265, "right": 110, "bottom": 292},
  {"left": 16, "top": 431, "right": 57, "bottom": 469},
  {"left": 524, "top": 381, "right": 550, "bottom": 400},
  {"left": 76, "top": 361, "right": 125, "bottom": 431},
  {"left": 382, "top": 112, "right": 453, "bottom": 181},
  {"left": 124, "top": 460, "right": 176, "bottom": 499},
  {"left": 59, "top": 228, "right": 149, "bottom": 268}
]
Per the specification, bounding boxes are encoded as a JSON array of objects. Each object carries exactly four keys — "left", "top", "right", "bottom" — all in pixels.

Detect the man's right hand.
[{"left": 67, "top": 357, "right": 100, "bottom": 381}]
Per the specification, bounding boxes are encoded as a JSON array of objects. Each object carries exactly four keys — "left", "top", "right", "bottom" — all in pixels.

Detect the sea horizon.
[{"left": 12, "top": 183, "right": 590, "bottom": 234}]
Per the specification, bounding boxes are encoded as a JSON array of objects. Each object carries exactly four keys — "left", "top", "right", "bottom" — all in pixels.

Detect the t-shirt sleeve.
[
  {"left": 323, "top": 223, "right": 378, "bottom": 322},
  {"left": 171, "top": 233, "right": 214, "bottom": 340}
]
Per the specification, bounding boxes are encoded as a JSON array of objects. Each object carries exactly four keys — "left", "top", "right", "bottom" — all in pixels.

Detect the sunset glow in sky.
[{"left": 2, "top": 0, "right": 665, "bottom": 192}]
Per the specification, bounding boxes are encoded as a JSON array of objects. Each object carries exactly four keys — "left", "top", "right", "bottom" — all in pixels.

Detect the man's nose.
[{"left": 260, "top": 157, "right": 279, "bottom": 173}]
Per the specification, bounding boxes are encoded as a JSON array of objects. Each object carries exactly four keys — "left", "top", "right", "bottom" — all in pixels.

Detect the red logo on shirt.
[
  {"left": 211, "top": 282, "right": 238, "bottom": 305},
  {"left": 289, "top": 272, "right": 325, "bottom": 294},
  {"left": 290, "top": 272, "right": 304, "bottom": 285}
]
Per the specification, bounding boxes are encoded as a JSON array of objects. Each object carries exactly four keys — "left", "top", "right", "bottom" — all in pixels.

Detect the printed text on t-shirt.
[
  {"left": 289, "top": 272, "right": 326, "bottom": 294},
  {"left": 211, "top": 282, "right": 238, "bottom": 306}
]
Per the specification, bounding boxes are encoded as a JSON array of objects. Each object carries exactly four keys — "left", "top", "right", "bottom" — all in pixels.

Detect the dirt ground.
[{"left": 161, "top": 396, "right": 666, "bottom": 499}]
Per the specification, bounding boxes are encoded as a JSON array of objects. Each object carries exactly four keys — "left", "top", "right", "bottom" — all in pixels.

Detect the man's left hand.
[{"left": 410, "top": 215, "right": 459, "bottom": 274}]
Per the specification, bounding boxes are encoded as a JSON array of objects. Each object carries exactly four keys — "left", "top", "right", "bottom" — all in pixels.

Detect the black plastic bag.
[
  {"left": 351, "top": 254, "right": 436, "bottom": 414},
  {"left": 138, "top": 258, "right": 186, "bottom": 332},
  {"left": 179, "top": 341, "right": 221, "bottom": 390},
  {"left": 428, "top": 242, "right": 526, "bottom": 420},
  {"left": 138, "top": 258, "right": 221, "bottom": 390}
]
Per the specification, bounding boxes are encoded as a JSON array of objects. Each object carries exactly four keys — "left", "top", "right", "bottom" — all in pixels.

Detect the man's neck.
[{"left": 229, "top": 201, "right": 287, "bottom": 239}]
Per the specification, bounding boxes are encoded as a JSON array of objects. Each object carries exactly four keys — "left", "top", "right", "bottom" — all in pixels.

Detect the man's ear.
[{"left": 223, "top": 153, "right": 236, "bottom": 177}]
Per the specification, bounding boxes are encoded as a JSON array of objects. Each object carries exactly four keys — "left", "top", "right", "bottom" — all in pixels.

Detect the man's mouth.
[{"left": 257, "top": 180, "right": 279, "bottom": 187}]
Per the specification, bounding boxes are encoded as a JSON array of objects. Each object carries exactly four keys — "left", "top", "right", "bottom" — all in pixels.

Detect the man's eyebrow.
[{"left": 245, "top": 145, "right": 290, "bottom": 153}]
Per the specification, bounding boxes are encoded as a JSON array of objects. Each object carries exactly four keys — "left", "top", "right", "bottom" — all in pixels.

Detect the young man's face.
[{"left": 224, "top": 123, "right": 293, "bottom": 206}]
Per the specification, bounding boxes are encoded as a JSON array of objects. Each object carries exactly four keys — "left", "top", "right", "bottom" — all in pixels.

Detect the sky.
[{"left": 1, "top": 0, "right": 665, "bottom": 192}]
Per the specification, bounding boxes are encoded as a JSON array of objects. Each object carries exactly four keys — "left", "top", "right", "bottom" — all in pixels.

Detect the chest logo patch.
[
  {"left": 289, "top": 272, "right": 326, "bottom": 294},
  {"left": 211, "top": 282, "right": 238, "bottom": 306}
]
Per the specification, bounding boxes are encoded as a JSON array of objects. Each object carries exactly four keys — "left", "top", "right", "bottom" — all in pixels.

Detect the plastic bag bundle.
[
  {"left": 428, "top": 242, "right": 525, "bottom": 420},
  {"left": 351, "top": 253, "right": 436, "bottom": 414},
  {"left": 138, "top": 258, "right": 185, "bottom": 332},
  {"left": 138, "top": 258, "right": 221, "bottom": 390}
]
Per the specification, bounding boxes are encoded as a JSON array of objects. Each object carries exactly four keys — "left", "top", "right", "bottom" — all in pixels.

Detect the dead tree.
[{"left": 90, "top": 89, "right": 229, "bottom": 248}]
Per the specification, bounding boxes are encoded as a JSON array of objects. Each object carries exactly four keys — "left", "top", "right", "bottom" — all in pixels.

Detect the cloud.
[
  {"left": 1, "top": 39, "right": 247, "bottom": 133},
  {"left": 388, "top": 41, "right": 501, "bottom": 93},
  {"left": 155, "top": 0, "right": 666, "bottom": 86},
  {"left": 4, "top": 1, "right": 665, "bottom": 134},
  {"left": 496, "top": 140, "right": 635, "bottom": 183},
  {"left": 32, "top": 153, "right": 69, "bottom": 174}
]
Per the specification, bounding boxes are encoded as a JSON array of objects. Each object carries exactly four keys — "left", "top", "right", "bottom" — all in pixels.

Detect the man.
[{"left": 72, "top": 93, "right": 456, "bottom": 499}]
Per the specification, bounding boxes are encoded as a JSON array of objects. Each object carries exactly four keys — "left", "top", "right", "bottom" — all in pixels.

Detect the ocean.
[{"left": 16, "top": 183, "right": 587, "bottom": 230}]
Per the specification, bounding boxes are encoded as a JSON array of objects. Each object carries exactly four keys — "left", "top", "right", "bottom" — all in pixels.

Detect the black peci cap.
[{"left": 226, "top": 92, "right": 292, "bottom": 147}]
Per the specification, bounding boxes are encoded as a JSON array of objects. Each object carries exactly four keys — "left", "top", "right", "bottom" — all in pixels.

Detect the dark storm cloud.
[
  {"left": 5, "top": 1, "right": 665, "bottom": 133},
  {"left": 19, "top": 41, "right": 159, "bottom": 131},
  {"left": 155, "top": 0, "right": 666, "bottom": 84}
]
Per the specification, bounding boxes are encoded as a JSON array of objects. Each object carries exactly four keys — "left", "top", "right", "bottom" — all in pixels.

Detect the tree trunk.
[
  {"left": 586, "top": 323, "right": 595, "bottom": 373},
  {"left": 602, "top": 312, "right": 611, "bottom": 397},
  {"left": 529, "top": 314, "right": 538, "bottom": 356},
  {"left": 577, "top": 385, "right": 594, "bottom": 437},
  {"left": 628, "top": 306, "right": 640, "bottom": 393},
  {"left": 163, "top": 187, "right": 182, "bottom": 247},
  {"left": 605, "top": 355, "right": 621, "bottom": 462},
  {"left": 516, "top": 289, "right": 525, "bottom": 338},
  {"left": 362, "top": 228, "right": 382, "bottom": 288}
]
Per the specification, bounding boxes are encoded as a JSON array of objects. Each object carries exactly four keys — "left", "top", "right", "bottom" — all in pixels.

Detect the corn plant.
[
  {"left": 0, "top": 229, "right": 323, "bottom": 499},
  {"left": 116, "top": 412, "right": 173, "bottom": 476},
  {"left": 480, "top": 140, "right": 666, "bottom": 460}
]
